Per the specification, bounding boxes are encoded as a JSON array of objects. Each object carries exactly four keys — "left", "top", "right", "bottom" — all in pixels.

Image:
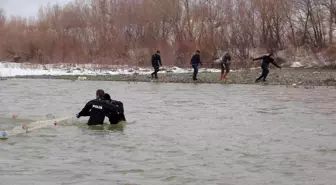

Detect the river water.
[{"left": 0, "top": 79, "right": 335, "bottom": 185}]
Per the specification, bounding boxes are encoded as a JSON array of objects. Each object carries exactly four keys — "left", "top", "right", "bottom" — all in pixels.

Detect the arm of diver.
[{"left": 78, "top": 102, "right": 92, "bottom": 117}]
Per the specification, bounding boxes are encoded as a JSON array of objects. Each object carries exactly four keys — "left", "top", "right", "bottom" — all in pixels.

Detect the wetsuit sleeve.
[
  {"left": 78, "top": 102, "right": 92, "bottom": 117},
  {"left": 117, "top": 101, "right": 124, "bottom": 113},
  {"left": 111, "top": 101, "right": 124, "bottom": 113},
  {"left": 271, "top": 59, "right": 281, "bottom": 68},
  {"left": 105, "top": 103, "right": 122, "bottom": 116}
]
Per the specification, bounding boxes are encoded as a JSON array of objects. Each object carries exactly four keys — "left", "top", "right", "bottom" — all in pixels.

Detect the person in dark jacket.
[
  {"left": 220, "top": 52, "right": 231, "bottom": 80},
  {"left": 76, "top": 89, "right": 120, "bottom": 125},
  {"left": 103, "top": 93, "right": 126, "bottom": 125},
  {"left": 190, "top": 50, "right": 202, "bottom": 81},
  {"left": 151, "top": 51, "right": 162, "bottom": 79},
  {"left": 253, "top": 53, "right": 281, "bottom": 82}
]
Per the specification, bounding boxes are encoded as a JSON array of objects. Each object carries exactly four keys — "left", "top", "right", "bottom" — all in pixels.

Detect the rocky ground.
[{"left": 7, "top": 68, "right": 336, "bottom": 87}]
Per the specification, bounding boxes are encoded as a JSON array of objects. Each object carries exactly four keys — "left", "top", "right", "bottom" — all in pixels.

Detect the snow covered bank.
[{"left": 0, "top": 62, "right": 221, "bottom": 77}]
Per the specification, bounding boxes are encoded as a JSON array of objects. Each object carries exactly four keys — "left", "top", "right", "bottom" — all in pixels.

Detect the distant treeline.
[{"left": 0, "top": 0, "right": 335, "bottom": 68}]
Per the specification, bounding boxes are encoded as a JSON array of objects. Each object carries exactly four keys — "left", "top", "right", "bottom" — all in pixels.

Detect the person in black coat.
[
  {"left": 190, "top": 50, "right": 202, "bottom": 81},
  {"left": 151, "top": 50, "right": 162, "bottom": 79}
]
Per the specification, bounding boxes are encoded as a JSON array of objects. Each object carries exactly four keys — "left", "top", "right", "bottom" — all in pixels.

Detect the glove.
[{"left": 76, "top": 114, "right": 81, "bottom": 119}]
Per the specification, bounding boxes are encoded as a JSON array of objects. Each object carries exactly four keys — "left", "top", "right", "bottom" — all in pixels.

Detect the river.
[{"left": 0, "top": 79, "right": 336, "bottom": 185}]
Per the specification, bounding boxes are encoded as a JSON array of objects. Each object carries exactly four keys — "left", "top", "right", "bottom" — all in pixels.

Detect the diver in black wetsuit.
[
  {"left": 76, "top": 89, "right": 120, "bottom": 125},
  {"left": 103, "top": 93, "right": 126, "bottom": 125},
  {"left": 151, "top": 51, "right": 162, "bottom": 79},
  {"left": 253, "top": 53, "right": 281, "bottom": 83}
]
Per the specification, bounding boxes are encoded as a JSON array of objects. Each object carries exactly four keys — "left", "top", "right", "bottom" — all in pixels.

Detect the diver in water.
[
  {"left": 220, "top": 52, "right": 231, "bottom": 80},
  {"left": 151, "top": 50, "right": 162, "bottom": 79},
  {"left": 76, "top": 89, "right": 119, "bottom": 125},
  {"left": 253, "top": 53, "right": 281, "bottom": 83},
  {"left": 103, "top": 93, "right": 126, "bottom": 124},
  {"left": 190, "top": 50, "right": 202, "bottom": 81}
]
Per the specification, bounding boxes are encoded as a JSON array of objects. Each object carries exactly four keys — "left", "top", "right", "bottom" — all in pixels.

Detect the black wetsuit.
[
  {"left": 151, "top": 54, "right": 162, "bottom": 79},
  {"left": 253, "top": 55, "right": 281, "bottom": 82},
  {"left": 78, "top": 99, "right": 120, "bottom": 125},
  {"left": 104, "top": 100, "right": 126, "bottom": 124},
  {"left": 190, "top": 54, "right": 202, "bottom": 81},
  {"left": 221, "top": 54, "right": 231, "bottom": 76}
]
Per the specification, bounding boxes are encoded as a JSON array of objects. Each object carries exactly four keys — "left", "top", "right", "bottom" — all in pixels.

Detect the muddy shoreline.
[{"left": 6, "top": 68, "right": 336, "bottom": 87}]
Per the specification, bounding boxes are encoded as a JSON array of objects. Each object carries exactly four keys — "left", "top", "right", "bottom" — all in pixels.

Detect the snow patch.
[
  {"left": 291, "top": 62, "right": 304, "bottom": 68},
  {"left": 0, "top": 62, "right": 221, "bottom": 77}
]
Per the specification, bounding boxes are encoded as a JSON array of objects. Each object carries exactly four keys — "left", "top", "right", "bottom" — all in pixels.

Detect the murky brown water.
[{"left": 1, "top": 79, "right": 336, "bottom": 185}]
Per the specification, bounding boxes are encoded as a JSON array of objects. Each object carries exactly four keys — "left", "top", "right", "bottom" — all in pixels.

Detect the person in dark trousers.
[
  {"left": 151, "top": 50, "right": 162, "bottom": 79},
  {"left": 76, "top": 89, "right": 120, "bottom": 125},
  {"left": 253, "top": 53, "right": 281, "bottom": 83},
  {"left": 190, "top": 50, "right": 202, "bottom": 81},
  {"left": 103, "top": 93, "right": 126, "bottom": 125},
  {"left": 220, "top": 52, "right": 231, "bottom": 80}
]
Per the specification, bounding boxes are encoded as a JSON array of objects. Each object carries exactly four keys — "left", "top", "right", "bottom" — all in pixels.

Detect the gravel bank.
[{"left": 8, "top": 68, "right": 336, "bottom": 87}]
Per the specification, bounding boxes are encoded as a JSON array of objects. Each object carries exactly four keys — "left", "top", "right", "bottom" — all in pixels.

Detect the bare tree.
[{"left": 0, "top": 0, "right": 335, "bottom": 68}]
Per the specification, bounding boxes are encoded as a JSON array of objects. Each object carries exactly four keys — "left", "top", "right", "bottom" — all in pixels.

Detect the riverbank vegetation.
[{"left": 0, "top": 0, "right": 335, "bottom": 68}]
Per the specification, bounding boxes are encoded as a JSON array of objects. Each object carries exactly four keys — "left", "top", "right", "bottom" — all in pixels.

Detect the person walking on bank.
[
  {"left": 190, "top": 50, "right": 202, "bottom": 81},
  {"left": 220, "top": 52, "right": 231, "bottom": 80},
  {"left": 151, "top": 50, "right": 162, "bottom": 79},
  {"left": 253, "top": 53, "right": 281, "bottom": 83}
]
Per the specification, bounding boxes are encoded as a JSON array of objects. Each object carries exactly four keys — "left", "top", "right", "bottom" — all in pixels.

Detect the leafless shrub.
[{"left": 0, "top": 0, "right": 335, "bottom": 68}]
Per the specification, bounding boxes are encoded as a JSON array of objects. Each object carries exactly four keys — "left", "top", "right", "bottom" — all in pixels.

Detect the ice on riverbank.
[{"left": 0, "top": 62, "right": 222, "bottom": 77}]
